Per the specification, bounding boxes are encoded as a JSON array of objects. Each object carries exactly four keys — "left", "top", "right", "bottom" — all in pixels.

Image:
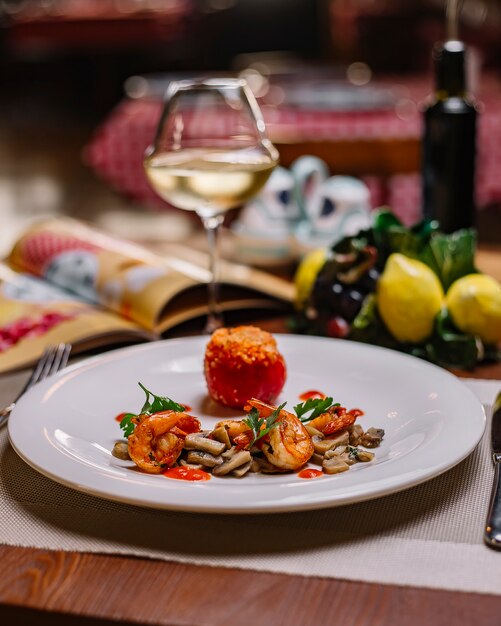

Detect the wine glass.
[{"left": 144, "top": 78, "right": 279, "bottom": 333}]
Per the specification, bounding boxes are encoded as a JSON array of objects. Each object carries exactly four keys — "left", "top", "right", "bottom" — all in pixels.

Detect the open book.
[{"left": 0, "top": 219, "right": 294, "bottom": 374}]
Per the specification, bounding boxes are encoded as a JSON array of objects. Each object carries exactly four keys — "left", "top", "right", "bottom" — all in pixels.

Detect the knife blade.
[{"left": 484, "top": 392, "right": 501, "bottom": 549}]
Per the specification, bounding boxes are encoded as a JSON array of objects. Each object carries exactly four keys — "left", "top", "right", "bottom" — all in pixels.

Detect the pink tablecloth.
[{"left": 84, "top": 75, "right": 501, "bottom": 225}]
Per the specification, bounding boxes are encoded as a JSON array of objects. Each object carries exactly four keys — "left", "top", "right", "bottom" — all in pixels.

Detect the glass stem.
[{"left": 200, "top": 212, "right": 225, "bottom": 334}]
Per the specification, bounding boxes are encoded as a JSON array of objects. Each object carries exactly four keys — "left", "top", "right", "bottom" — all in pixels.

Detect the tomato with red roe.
[{"left": 204, "top": 326, "right": 287, "bottom": 409}]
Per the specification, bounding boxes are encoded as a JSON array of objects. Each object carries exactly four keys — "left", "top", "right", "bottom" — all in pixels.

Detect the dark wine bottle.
[{"left": 422, "top": 40, "right": 477, "bottom": 233}]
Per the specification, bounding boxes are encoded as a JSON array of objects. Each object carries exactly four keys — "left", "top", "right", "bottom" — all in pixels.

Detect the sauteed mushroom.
[
  {"left": 186, "top": 450, "right": 224, "bottom": 468},
  {"left": 212, "top": 449, "right": 252, "bottom": 476},
  {"left": 360, "top": 428, "right": 385, "bottom": 448},
  {"left": 184, "top": 433, "right": 226, "bottom": 455}
]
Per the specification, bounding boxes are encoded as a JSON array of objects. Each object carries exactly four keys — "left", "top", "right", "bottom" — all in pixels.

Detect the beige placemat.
[{"left": 0, "top": 372, "right": 499, "bottom": 595}]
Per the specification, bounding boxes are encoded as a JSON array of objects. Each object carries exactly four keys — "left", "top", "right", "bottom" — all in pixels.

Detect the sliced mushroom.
[
  {"left": 324, "top": 446, "right": 345, "bottom": 460},
  {"left": 112, "top": 441, "right": 130, "bottom": 460},
  {"left": 251, "top": 459, "right": 261, "bottom": 473},
  {"left": 184, "top": 433, "right": 226, "bottom": 455},
  {"left": 212, "top": 450, "right": 252, "bottom": 476},
  {"left": 222, "top": 446, "right": 238, "bottom": 460},
  {"left": 312, "top": 435, "right": 342, "bottom": 455},
  {"left": 305, "top": 424, "right": 324, "bottom": 438},
  {"left": 231, "top": 460, "right": 253, "bottom": 478},
  {"left": 178, "top": 459, "right": 203, "bottom": 470},
  {"left": 186, "top": 450, "right": 223, "bottom": 468},
  {"left": 355, "top": 449, "right": 375, "bottom": 462},
  {"left": 322, "top": 457, "right": 350, "bottom": 474},
  {"left": 209, "top": 426, "right": 232, "bottom": 450},
  {"left": 348, "top": 424, "right": 364, "bottom": 446},
  {"left": 311, "top": 452, "right": 325, "bottom": 465},
  {"left": 254, "top": 456, "right": 287, "bottom": 474},
  {"left": 338, "top": 450, "right": 358, "bottom": 466},
  {"left": 327, "top": 430, "right": 350, "bottom": 447},
  {"left": 360, "top": 427, "right": 385, "bottom": 448}
]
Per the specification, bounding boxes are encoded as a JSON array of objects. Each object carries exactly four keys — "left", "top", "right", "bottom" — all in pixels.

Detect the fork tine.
[
  {"left": 0, "top": 344, "right": 72, "bottom": 430},
  {"left": 38, "top": 345, "right": 58, "bottom": 382},
  {"left": 49, "top": 344, "right": 71, "bottom": 376},
  {"left": 20, "top": 346, "right": 56, "bottom": 396},
  {"left": 59, "top": 344, "right": 72, "bottom": 370}
]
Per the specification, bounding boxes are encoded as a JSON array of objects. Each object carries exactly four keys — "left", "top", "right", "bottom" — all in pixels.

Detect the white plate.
[{"left": 8, "top": 336, "right": 485, "bottom": 514}]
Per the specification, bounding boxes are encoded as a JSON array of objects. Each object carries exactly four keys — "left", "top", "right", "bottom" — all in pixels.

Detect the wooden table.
[{"left": 1, "top": 250, "right": 501, "bottom": 625}]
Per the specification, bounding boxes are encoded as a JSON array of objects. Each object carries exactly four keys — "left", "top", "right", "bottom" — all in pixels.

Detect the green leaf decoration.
[
  {"left": 138, "top": 382, "right": 185, "bottom": 415},
  {"left": 424, "top": 309, "right": 480, "bottom": 369},
  {"left": 243, "top": 403, "right": 286, "bottom": 447},
  {"left": 349, "top": 295, "right": 400, "bottom": 351},
  {"left": 119, "top": 413, "right": 137, "bottom": 438},
  {"left": 293, "top": 397, "right": 339, "bottom": 422},
  {"left": 418, "top": 229, "right": 477, "bottom": 291}
]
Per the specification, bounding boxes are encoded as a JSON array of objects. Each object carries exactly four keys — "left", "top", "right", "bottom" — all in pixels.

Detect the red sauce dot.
[
  {"left": 115, "top": 412, "right": 128, "bottom": 422},
  {"left": 299, "top": 390, "right": 326, "bottom": 401},
  {"left": 298, "top": 468, "right": 323, "bottom": 479},
  {"left": 163, "top": 467, "right": 211, "bottom": 482},
  {"left": 350, "top": 409, "right": 364, "bottom": 418},
  {"left": 181, "top": 404, "right": 192, "bottom": 412}
]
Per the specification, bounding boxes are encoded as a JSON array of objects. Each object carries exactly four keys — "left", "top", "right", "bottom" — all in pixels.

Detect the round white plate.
[{"left": 8, "top": 336, "right": 485, "bottom": 514}]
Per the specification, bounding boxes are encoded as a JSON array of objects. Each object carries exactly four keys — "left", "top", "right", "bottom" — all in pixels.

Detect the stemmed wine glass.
[{"left": 144, "top": 78, "right": 279, "bottom": 333}]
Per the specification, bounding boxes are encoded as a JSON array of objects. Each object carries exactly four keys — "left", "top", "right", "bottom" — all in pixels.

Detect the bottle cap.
[{"left": 434, "top": 40, "right": 466, "bottom": 96}]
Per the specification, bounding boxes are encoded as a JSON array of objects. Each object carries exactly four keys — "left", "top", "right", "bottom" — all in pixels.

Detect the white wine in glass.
[{"left": 144, "top": 79, "right": 278, "bottom": 332}]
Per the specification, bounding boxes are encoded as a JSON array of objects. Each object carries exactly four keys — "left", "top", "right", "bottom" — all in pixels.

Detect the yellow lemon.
[
  {"left": 446, "top": 274, "right": 501, "bottom": 344},
  {"left": 377, "top": 253, "right": 444, "bottom": 343},
  {"left": 294, "top": 247, "right": 327, "bottom": 309}
]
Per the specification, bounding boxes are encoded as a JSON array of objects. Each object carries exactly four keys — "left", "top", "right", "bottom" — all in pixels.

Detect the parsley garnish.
[
  {"left": 119, "top": 413, "right": 137, "bottom": 437},
  {"left": 243, "top": 402, "right": 286, "bottom": 447},
  {"left": 347, "top": 446, "right": 359, "bottom": 460},
  {"left": 138, "top": 382, "right": 185, "bottom": 415},
  {"left": 293, "top": 397, "right": 339, "bottom": 422},
  {"left": 118, "top": 382, "right": 185, "bottom": 438}
]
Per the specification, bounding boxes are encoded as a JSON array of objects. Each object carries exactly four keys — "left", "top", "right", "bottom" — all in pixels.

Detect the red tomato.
[{"left": 204, "top": 326, "right": 287, "bottom": 409}]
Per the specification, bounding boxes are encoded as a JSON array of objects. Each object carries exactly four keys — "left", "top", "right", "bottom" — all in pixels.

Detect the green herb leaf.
[
  {"left": 119, "top": 413, "right": 137, "bottom": 438},
  {"left": 347, "top": 446, "right": 360, "bottom": 460},
  {"left": 293, "top": 397, "right": 338, "bottom": 422},
  {"left": 138, "top": 382, "right": 185, "bottom": 415},
  {"left": 243, "top": 402, "right": 286, "bottom": 447},
  {"left": 118, "top": 383, "right": 185, "bottom": 438}
]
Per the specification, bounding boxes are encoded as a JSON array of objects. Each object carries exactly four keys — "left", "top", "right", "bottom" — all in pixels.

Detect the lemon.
[
  {"left": 294, "top": 247, "right": 327, "bottom": 309},
  {"left": 377, "top": 253, "right": 444, "bottom": 343},
  {"left": 446, "top": 274, "right": 501, "bottom": 344}
]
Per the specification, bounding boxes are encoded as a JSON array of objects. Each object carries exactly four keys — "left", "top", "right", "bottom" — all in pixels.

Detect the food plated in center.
[
  {"left": 114, "top": 326, "right": 384, "bottom": 481},
  {"left": 8, "top": 331, "right": 485, "bottom": 513}
]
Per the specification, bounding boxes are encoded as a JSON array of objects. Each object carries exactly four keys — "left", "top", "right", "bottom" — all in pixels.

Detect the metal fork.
[{"left": 0, "top": 343, "right": 72, "bottom": 429}]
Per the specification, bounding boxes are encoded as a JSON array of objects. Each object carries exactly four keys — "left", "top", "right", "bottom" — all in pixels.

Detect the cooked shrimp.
[
  {"left": 213, "top": 418, "right": 254, "bottom": 449},
  {"left": 214, "top": 419, "right": 250, "bottom": 440},
  {"left": 245, "top": 399, "right": 314, "bottom": 471},
  {"left": 128, "top": 411, "right": 201, "bottom": 474},
  {"left": 307, "top": 406, "right": 357, "bottom": 436}
]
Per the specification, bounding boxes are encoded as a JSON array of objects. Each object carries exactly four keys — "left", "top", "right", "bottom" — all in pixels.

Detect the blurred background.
[{"left": 1, "top": 0, "right": 501, "bottom": 255}]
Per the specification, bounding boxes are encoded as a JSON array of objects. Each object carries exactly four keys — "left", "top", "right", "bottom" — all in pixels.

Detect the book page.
[
  {"left": 7, "top": 218, "right": 294, "bottom": 332},
  {"left": 0, "top": 263, "right": 152, "bottom": 374}
]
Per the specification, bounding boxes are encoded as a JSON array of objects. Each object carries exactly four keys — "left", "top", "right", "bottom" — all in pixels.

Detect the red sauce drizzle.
[
  {"left": 298, "top": 468, "right": 323, "bottom": 479},
  {"left": 181, "top": 404, "right": 192, "bottom": 412},
  {"left": 115, "top": 412, "right": 128, "bottom": 422},
  {"left": 163, "top": 467, "right": 211, "bottom": 482},
  {"left": 299, "top": 390, "right": 326, "bottom": 401}
]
